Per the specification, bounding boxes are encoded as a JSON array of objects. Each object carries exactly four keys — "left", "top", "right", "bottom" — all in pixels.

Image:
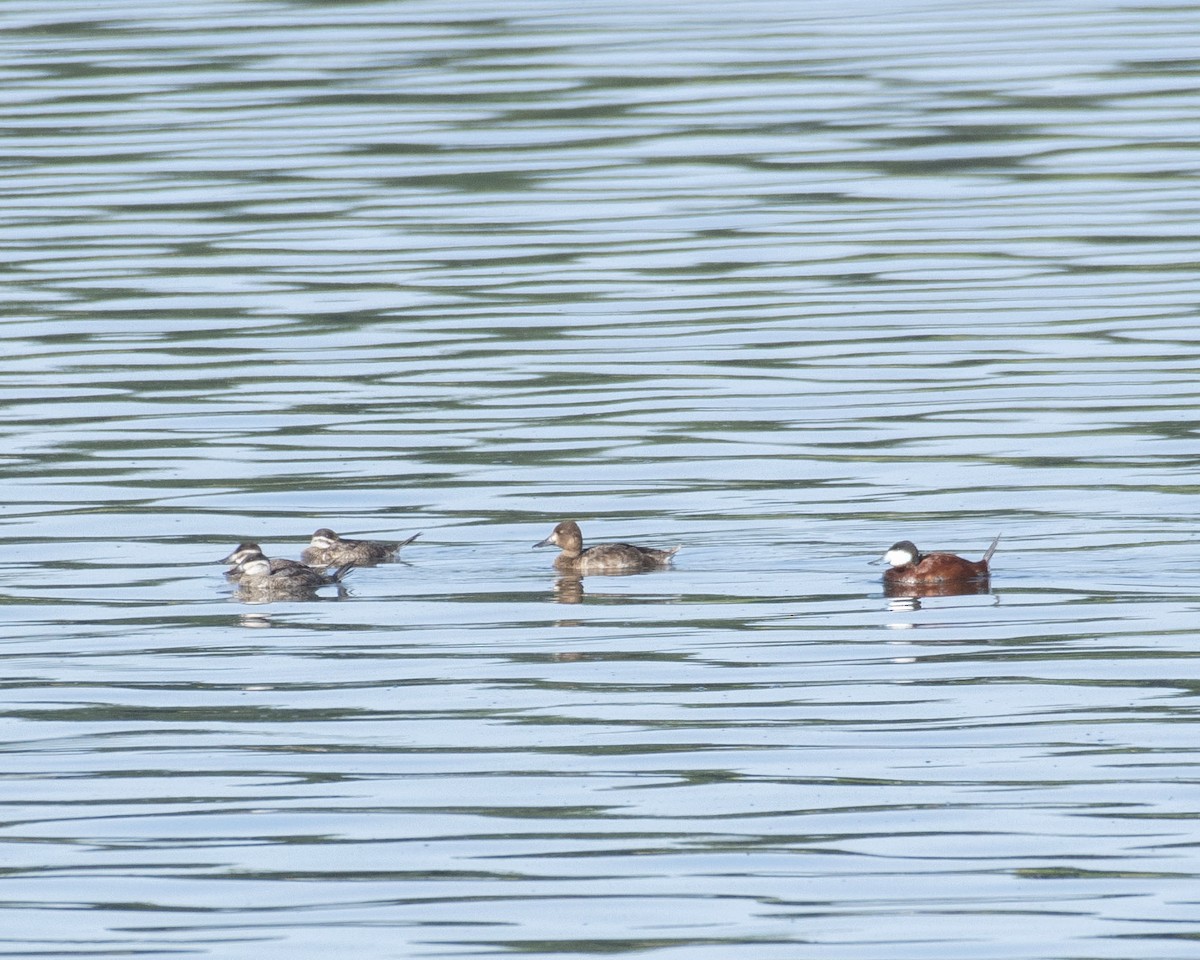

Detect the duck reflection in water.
[
  {"left": 883, "top": 577, "right": 992, "bottom": 600},
  {"left": 549, "top": 576, "right": 690, "bottom": 617},
  {"left": 535, "top": 520, "right": 680, "bottom": 575},
  {"left": 554, "top": 576, "right": 585, "bottom": 605}
]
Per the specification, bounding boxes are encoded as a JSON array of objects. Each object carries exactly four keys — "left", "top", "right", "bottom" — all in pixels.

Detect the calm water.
[{"left": 3, "top": 1, "right": 1200, "bottom": 957}]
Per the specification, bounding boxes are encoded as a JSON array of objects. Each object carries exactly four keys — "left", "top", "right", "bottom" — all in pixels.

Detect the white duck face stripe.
[
  {"left": 238, "top": 557, "right": 272, "bottom": 577},
  {"left": 884, "top": 546, "right": 916, "bottom": 567}
]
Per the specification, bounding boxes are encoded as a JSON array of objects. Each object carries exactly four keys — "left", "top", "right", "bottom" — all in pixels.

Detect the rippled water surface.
[{"left": 4, "top": 1, "right": 1200, "bottom": 957}]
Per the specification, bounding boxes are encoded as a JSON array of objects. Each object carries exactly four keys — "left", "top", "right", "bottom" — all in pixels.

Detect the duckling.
[
  {"left": 301, "top": 528, "right": 420, "bottom": 568},
  {"left": 221, "top": 542, "right": 310, "bottom": 581},
  {"left": 235, "top": 555, "right": 354, "bottom": 600}
]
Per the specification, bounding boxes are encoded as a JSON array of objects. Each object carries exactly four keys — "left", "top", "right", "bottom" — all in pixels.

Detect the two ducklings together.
[
  {"left": 225, "top": 522, "right": 999, "bottom": 594},
  {"left": 223, "top": 528, "right": 421, "bottom": 597}
]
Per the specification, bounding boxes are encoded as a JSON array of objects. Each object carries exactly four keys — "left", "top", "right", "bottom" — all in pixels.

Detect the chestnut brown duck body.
[
  {"left": 881, "top": 535, "right": 1000, "bottom": 585},
  {"left": 535, "top": 520, "right": 679, "bottom": 575}
]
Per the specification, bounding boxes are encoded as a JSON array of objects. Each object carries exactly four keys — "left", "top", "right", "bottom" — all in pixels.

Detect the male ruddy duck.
[
  {"left": 235, "top": 555, "right": 355, "bottom": 599},
  {"left": 535, "top": 520, "right": 679, "bottom": 575},
  {"left": 879, "top": 535, "right": 1000, "bottom": 585},
  {"left": 301, "top": 528, "right": 421, "bottom": 568},
  {"left": 221, "top": 542, "right": 310, "bottom": 581}
]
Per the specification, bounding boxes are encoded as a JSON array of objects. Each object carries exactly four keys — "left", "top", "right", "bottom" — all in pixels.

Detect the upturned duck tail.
[{"left": 982, "top": 534, "right": 1001, "bottom": 565}]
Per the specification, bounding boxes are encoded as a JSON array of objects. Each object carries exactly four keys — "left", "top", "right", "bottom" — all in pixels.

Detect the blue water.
[{"left": 3, "top": 1, "right": 1200, "bottom": 957}]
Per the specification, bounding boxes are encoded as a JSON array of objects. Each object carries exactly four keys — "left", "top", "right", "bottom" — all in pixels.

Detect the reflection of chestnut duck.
[
  {"left": 884, "top": 578, "right": 993, "bottom": 600},
  {"left": 880, "top": 535, "right": 999, "bottom": 585},
  {"left": 535, "top": 520, "right": 679, "bottom": 575}
]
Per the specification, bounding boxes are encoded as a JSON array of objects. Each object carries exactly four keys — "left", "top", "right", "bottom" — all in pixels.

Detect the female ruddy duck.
[
  {"left": 235, "top": 555, "right": 355, "bottom": 599},
  {"left": 535, "top": 520, "right": 679, "bottom": 575},
  {"left": 301, "top": 528, "right": 420, "bottom": 568},
  {"left": 221, "top": 542, "right": 310, "bottom": 581},
  {"left": 879, "top": 535, "right": 1000, "bottom": 585}
]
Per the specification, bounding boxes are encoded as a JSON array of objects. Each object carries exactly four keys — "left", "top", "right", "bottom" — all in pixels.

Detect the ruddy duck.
[
  {"left": 534, "top": 520, "right": 679, "bottom": 575},
  {"left": 221, "top": 542, "right": 311, "bottom": 581},
  {"left": 301, "top": 528, "right": 421, "bottom": 568},
  {"left": 879, "top": 535, "right": 1000, "bottom": 585},
  {"left": 235, "top": 555, "right": 354, "bottom": 599}
]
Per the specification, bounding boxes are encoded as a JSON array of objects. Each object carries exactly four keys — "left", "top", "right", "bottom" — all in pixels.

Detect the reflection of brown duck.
[
  {"left": 534, "top": 520, "right": 679, "bottom": 575},
  {"left": 879, "top": 535, "right": 999, "bottom": 586},
  {"left": 301, "top": 528, "right": 420, "bottom": 568},
  {"left": 553, "top": 576, "right": 585, "bottom": 604},
  {"left": 884, "top": 577, "right": 992, "bottom": 599}
]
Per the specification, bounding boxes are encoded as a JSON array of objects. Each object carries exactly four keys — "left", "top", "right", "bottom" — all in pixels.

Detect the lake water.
[{"left": 4, "top": 0, "right": 1200, "bottom": 957}]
